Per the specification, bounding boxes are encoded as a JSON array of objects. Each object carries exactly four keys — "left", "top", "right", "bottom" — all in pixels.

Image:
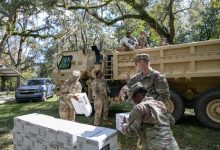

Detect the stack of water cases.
[{"left": 13, "top": 113, "right": 118, "bottom": 150}]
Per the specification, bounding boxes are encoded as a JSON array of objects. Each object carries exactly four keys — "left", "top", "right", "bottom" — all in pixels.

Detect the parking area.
[{"left": 0, "top": 92, "right": 15, "bottom": 104}]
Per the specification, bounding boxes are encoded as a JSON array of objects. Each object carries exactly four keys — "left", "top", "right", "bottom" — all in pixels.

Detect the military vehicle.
[{"left": 53, "top": 39, "right": 220, "bottom": 129}]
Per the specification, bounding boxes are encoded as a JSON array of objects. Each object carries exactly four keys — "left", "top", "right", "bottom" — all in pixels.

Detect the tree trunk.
[{"left": 0, "top": 76, "right": 6, "bottom": 91}]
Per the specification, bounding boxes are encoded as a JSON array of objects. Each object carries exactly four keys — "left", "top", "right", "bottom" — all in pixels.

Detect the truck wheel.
[
  {"left": 166, "top": 91, "right": 184, "bottom": 122},
  {"left": 194, "top": 88, "right": 220, "bottom": 129}
]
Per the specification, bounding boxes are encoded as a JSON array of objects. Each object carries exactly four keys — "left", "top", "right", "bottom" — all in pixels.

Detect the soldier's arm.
[
  {"left": 75, "top": 82, "right": 82, "bottom": 93},
  {"left": 122, "top": 107, "right": 142, "bottom": 137},
  {"left": 155, "top": 75, "right": 170, "bottom": 102},
  {"left": 127, "top": 74, "right": 139, "bottom": 88},
  {"left": 60, "top": 81, "right": 70, "bottom": 97},
  {"left": 105, "top": 79, "right": 111, "bottom": 94},
  {"left": 67, "top": 82, "right": 82, "bottom": 100},
  {"left": 91, "top": 80, "right": 98, "bottom": 98}
]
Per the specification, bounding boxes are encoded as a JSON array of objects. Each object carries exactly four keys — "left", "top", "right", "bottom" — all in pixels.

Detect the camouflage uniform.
[
  {"left": 92, "top": 76, "right": 110, "bottom": 126},
  {"left": 127, "top": 54, "right": 170, "bottom": 103},
  {"left": 137, "top": 33, "right": 148, "bottom": 48},
  {"left": 59, "top": 70, "right": 82, "bottom": 121},
  {"left": 122, "top": 83, "right": 179, "bottom": 150}
]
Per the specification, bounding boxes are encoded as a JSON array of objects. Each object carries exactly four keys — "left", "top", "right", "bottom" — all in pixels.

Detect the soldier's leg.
[
  {"left": 136, "top": 138, "right": 143, "bottom": 150},
  {"left": 94, "top": 99, "right": 103, "bottom": 126},
  {"left": 67, "top": 100, "right": 76, "bottom": 121},
  {"left": 59, "top": 99, "right": 69, "bottom": 120},
  {"left": 103, "top": 97, "right": 109, "bottom": 122}
]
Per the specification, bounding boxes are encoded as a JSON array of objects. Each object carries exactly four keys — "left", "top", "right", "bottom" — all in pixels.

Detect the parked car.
[{"left": 15, "top": 78, "right": 55, "bottom": 102}]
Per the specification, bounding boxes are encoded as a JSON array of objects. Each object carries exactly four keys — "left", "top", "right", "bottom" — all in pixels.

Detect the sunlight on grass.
[{"left": 0, "top": 96, "right": 220, "bottom": 150}]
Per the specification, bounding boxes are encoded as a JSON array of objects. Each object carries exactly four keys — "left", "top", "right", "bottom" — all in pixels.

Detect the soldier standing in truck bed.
[
  {"left": 127, "top": 53, "right": 170, "bottom": 104},
  {"left": 59, "top": 70, "right": 82, "bottom": 121}
]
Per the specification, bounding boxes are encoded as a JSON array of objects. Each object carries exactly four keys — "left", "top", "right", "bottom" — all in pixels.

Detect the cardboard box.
[
  {"left": 13, "top": 113, "right": 118, "bottom": 150},
  {"left": 56, "top": 120, "right": 103, "bottom": 150},
  {"left": 121, "top": 37, "right": 136, "bottom": 49},
  {"left": 116, "top": 112, "right": 130, "bottom": 132},
  {"left": 77, "top": 128, "right": 118, "bottom": 150},
  {"left": 71, "top": 93, "right": 92, "bottom": 117}
]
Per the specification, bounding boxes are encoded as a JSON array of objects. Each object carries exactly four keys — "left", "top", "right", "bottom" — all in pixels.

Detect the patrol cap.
[
  {"left": 134, "top": 53, "right": 150, "bottom": 62},
  {"left": 95, "top": 69, "right": 102, "bottom": 76},
  {"left": 71, "top": 69, "right": 80, "bottom": 80},
  {"left": 129, "top": 82, "right": 147, "bottom": 97}
]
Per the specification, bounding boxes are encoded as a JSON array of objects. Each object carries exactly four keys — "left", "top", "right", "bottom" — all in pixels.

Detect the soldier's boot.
[
  {"left": 94, "top": 120, "right": 100, "bottom": 126},
  {"left": 94, "top": 116, "right": 101, "bottom": 126}
]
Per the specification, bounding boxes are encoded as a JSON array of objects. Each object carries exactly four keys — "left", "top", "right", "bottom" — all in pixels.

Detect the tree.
[{"left": 50, "top": 0, "right": 198, "bottom": 44}]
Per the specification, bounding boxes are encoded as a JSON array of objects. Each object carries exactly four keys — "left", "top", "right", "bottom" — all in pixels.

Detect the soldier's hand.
[
  {"left": 122, "top": 116, "right": 127, "bottom": 124},
  {"left": 72, "top": 95, "right": 79, "bottom": 100}
]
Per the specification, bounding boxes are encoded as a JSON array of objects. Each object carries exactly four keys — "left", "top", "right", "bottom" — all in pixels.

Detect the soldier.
[
  {"left": 121, "top": 82, "right": 179, "bottom": 150},
  {"left": 127, "top": 53, "right": 170, "bottom": 104},
  {"left": 59, "top": 70, "right": 82, "bottom": 121},
  {"left": 92, "top": 69, "right": 111, "bottom": 126},
  {"left": 137, "top": 31, "right": 148, "bottom": 48},
  {"left": 161, "top": 37, "right": 169, "bottom": 46},
  {"left": 121, "top": 30, "right": 138, "bottom": 51}
]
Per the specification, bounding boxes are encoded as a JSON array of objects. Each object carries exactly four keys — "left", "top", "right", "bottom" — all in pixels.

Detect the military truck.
[{"left": 53, "top": 39, "right": 220, "bottom": 129}]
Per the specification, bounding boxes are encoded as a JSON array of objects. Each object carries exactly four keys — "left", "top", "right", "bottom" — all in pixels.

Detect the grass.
[{"left": 0, "top": 96, "right": 220, "bottom": 150}]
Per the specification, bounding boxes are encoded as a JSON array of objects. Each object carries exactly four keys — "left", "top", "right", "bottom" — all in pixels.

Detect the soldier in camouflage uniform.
[
  {"left": 137, "top": 31, "right": 148, "bottom": 48},
  {"left": 59, "top": 70, "right": 82, "bottom": 121},
  {"left": 92, "top": 69, "right": 111, "bottom": 126},
  {"left": 122, "top": 30, "right": 138, "bottom": 51},
  {"left": 122, "top": 82, "right": 179, "bottom": 150},
  {"left": 127, "top": 53, "right": 170, "bottom": 104}
]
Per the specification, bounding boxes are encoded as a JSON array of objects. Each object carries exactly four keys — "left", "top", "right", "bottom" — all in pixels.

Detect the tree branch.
[
  {"left": 66, "top": 0, "right": 114, "bottom": 10},
  {"left": 174, "top": 0, "right": 195, "bottom": 15}
]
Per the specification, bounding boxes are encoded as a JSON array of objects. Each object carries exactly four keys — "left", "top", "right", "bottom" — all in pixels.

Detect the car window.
[
  {"left": 27, "top": 80, "right": 45, "bottom": 85},
  {"left": 47, "top": 80, "right": 52, "bottom": 84}
]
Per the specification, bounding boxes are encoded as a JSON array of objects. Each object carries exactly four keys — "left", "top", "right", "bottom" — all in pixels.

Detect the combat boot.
[{"left": 102, "top": 120, "right": 113, "bottom": 126}]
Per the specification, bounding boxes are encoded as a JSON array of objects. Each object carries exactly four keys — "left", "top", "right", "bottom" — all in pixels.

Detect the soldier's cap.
[
  {"left": 133, "top": 53, "right": 150, "bottom": 62},
  {"left": 95, "top": 69, "right": 102, "bottom": 76},
  {"left": 129, "top": 82, "right": 147, "bottom": 97},
  {"left": 71, "top": 70, "right": 80, "bottom": 80}
]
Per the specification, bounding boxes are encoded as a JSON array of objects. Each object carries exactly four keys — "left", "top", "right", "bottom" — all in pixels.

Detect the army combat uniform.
[
  {"left": 128, "top": 67, "right": 170, "bottom": 103},
  {"left": 59, "top": 71, "right": 82, "bottom": 121},
  {"left": 92, "top": 76, "right": 110, "bottom": 126},
  {"left": 137, "top": 34, "right": 148, "bottom": 48},
  {"left": 127, "top": 54, "right": 170, "bottom": 103},
  {"left": 122, "top": 83, "right": 179, "bottom": 150}
]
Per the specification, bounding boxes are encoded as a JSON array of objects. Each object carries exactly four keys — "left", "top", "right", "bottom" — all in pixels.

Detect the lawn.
[{"left": 0, "top": 96, "right": 220, "bottom": 150}]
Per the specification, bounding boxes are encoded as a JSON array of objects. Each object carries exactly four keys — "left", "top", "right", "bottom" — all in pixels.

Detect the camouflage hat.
[
  {"left": 129, "top": 82, "right": 146, "bottom": 97},
  {"left": 71, "top": 70, "right": 80, "bottom": 80},
  {"left": 133, "top": 53, "right": 150, "bottom": 62},
  {"left": 94, "top": 69, "right": 102, "bottom": 76}
]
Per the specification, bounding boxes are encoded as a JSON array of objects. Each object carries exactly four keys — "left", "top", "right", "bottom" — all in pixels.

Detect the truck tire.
[
  {"left": 194, "top": 88, "right": 220, "bottom": 129},
  {"left": 167, "top": 91, "right": 185, "bottom": 123}
]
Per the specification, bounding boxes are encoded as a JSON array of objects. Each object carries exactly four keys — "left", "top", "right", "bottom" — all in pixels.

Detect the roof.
[
  {"left": 0, "top": 66, "right": 20, "bottom": 77},
  {"left": 0, "top": 59, "right": 21, "bottom": 77}
]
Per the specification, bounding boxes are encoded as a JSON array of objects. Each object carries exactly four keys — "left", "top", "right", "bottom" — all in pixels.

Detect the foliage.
[{"left": 36, "top": 41, "right": 59, "bottom": 78}]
